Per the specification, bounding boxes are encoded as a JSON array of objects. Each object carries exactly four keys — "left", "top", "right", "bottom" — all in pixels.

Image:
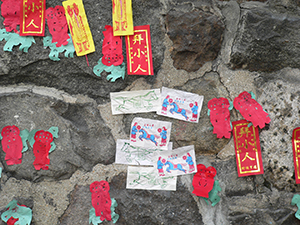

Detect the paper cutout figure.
[
  {"left": 207, "top": 97, "right": 232, "bottom": 138},
  {"left": 90, "top": 181, "right": 112, "bottom": 221},
  {"left": 0, "top": 29, "right": 35, "bottom": 52},
  {"left": 126, "top": 25, "right": 154, "bottom": 75},
  {"left": 292, "top": 127, "right": 300, "bottom": 184},
  {"left": 46, "top": 6, "right": 69, "bottom": 47},
  {"left": 20, "top": 0, "right": 46, "bottom": 36},
  {"left": 19, "top": 129, "right": 29, "bottom": 153},
  {"left": 157, "top": 87, "right": 204, "bottom": 123},
  {"left": 63, "top": 0, "right": 95, "bottom": 56},
  {"left": 232, "top": 120, "right": 264, "bottom": 177},
  {"left": 28, "top": 127, "right": 58, "bottom": 153},
  {"left": 110, "top": 89, "right": 160, "bottom": 115},
  {"left": 1, "top": 126, "right": 23, "bottom": 165},
  {"left": 192, "top": 164, "right": 216, "bottom": 198},
  {"left": 1, "top": 0, "right": 20, "bottom": 32},
  {"left": 102, "top": 25, "right": 123, "bottom": 66},
  {"left": 233, "top": 91, "right": 271, "bottom": 129},
  {"left": 93, "top": 57, "right": 125, "bottom": 82},
  {"left": 1, "top": 200, "right": 32, "bottom": 225},
  {"left": 292, "top": 194, "right": 300, "bottom": 220},
  {"left": 89, "top": 198, "right": 119, "bottom": 224},
  {"left": 43, "top": 34, "right": 75, "bottom": 61},
  {"left": 201, "top": 180, "right": 222, "bottom": 207},
  {"left": 112, "top": 0, "right": 133, "bottom": 36}
]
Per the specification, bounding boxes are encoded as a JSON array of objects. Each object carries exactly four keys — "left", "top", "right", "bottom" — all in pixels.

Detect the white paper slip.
[
  {"left": 110, "top": 89, "right": 161, "bottom": 115},
  {"left": 157, "top": 87, "right": 203, "bottom": 123},
  {"left": 126, "top": 166, "right": 177, "bottom": 191}
]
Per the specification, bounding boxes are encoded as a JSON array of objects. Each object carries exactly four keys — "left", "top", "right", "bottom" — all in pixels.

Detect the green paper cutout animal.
[
  {"left": 291, "top": 194, "right": 300, "bottom": 220},
  {"left": 201, "top": 180, "right": 222, "bottom": 207},
  {"left": 1, "top": 199, "right": 32, "bottom": 225},
  {"left": 93, "top": 57, "right": 125, "bottom": 82},
  {"left": 89, "top": 198, "right": 119, "bottom": 224}
]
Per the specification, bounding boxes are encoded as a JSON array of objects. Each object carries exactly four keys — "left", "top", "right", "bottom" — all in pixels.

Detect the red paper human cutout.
[
  {"left": 90, "top": 181, "right": 112, "bottom": 221},
  {"left": 7, "top": 217, "right": 19, "bottom": 225},
  {"left": 1, "top": 126, "right": 23, "bottom": 165},
  {"left": 1, "top": 0, "right": 20, "bottom": 32},
  {"left": 208, "top": 97, "right": 231, "bottom": 139},
  {"left": 233, "top": 91, "right": 270, "bottom": 129},
  {"left": 292, "top": 127, "right": 300, "bottom": 184},
  {"left": 32, "top": 130, "right": 53, "bottom": 170},
  {"left": 46, "top": 6, "right": 69, "bottom": 47},
  {"left": 192, "top": 164, "right": 216, "bottom": 198},
  {"left": 101, "top": 25, "right": 123, "bottom": 66}
]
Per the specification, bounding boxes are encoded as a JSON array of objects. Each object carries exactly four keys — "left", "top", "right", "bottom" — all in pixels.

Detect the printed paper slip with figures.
[
  {"left": 110, "top": 89, "right": 161, "bottom": 115},
  {"left": 157, "top": 87, "right": 204, "bottom": 123},
  {"left": 153, "top": 145, "right": 197, "bottom": 177},
  {"left": 126, "top": 166, "right": 177, "bottom": 191}
]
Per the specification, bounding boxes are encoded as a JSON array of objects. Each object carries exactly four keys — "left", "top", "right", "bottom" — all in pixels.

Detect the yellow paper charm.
[{"left": 112, "top": 0, "right": 134, "bottom": 36}]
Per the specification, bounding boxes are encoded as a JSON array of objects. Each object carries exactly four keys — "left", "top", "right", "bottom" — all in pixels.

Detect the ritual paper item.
[
  {"left": 192, "top": 164, "right": 216, "bottom": 198},
  {"left": 20, "top": 0, "right": 46, "bottom": 36},
  {"left": 130, "top": 117, "right": 171, "bottom": 150},
  {"left": 110, "top": 89, "right": 161, "bottom": 115},
  {"left": 112, "top": 0, "right": 133, "bottom": 36},
  {"left": 153, "top": 145, "right": 197, "bottom": 177},
  {"left": 127, "top": 166, "right": 177, "bottom": 191},
  {"left": 1, "top": 200, "right": 32, "bottom": 225},
  {"left": 115, "top": 139, "right": 172, "bottom": 165},
  {"left": 126, "top": 25, "right": 153, "bottom": 75},
  {"left": 292, "top": 127, "right": 300, "bottom": 184},
  {"left": 1, "top": 0, "right": 20, "bottom": 32},
  {"left": 63, "top": 0, "right": 95, "bottom": 56},
  {"left": 157, "top": 87, "right": 204, "bottom": 123},
  {"left": 232, "top": 120, "right": 264, "bottom": 177}
]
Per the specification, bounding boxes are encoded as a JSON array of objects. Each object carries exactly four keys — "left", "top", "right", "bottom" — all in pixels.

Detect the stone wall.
[{"left": 0, "top": 0, "right": 300, "bottom": 224}]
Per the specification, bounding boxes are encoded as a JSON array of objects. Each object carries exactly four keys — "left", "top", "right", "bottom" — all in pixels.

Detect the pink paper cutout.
[
  {"left": 33, "top": 130, "right": 53, "bottom": 170},
  {"left": 1, "top": 0, "right": 20, "bottom": 32},
  {"left": 233, "top": 91, "right": 271, "bottom": 129},
  {"left": 208, "top": 97, "right": 231, "bottom": 138},
  {"left": 1, "top": 126, "right": 23, "bottom": 165},
  {"left": 101, "top": 25, "right": 123, "bottom": 66},
  {"left": 46, "top": 6, "right": 69, "bottom": 47},
  {"left": 90, "top": 181, "right": 112, "bottom": 221},
  {"left": 192, "top": 164, "right": 216, "bottom": 198}
]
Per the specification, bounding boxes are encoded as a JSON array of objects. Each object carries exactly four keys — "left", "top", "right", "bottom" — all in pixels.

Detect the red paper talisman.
[
  {"left": 192, "top": 164, "right": 216, "bottom": 198},
  {"left": 292, "top": 127, "right": 300, "bottom": 184},
  {"left": 1, "top": 0, "right": 21, "bottom": 32}
]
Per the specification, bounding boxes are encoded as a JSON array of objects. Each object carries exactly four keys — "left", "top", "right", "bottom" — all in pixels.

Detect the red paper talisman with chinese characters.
[
  {"left": 292, "top": 127, "right": 300, "bottom": 184},
  {"left": 125, "top": 25, "right": 154, "bottom": 75},
  {"left": 20, "top": 0, "right": 46, "bottom": 36},
  {"left": 232, "top": 120, "right": 264, "bottom": 177}
]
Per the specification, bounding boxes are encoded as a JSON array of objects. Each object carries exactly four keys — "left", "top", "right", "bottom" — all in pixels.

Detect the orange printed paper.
[
  {"left": 232, "top": 120, "right": 264, "bottom": 177},
  {"left": 63, "top": 0, "right": 95, "bottom": 56},
  {"left": 292, "top": 127, "right": 300, "bottom": 184},
  {"left": 126, "top": 25, "right": 154, "bottom": 75},
  {"left": 112, "top": 0, "right": 133, "bottom": 36},
  {"left": 20, "top": 0, "right": 45, "bottom": 36}
]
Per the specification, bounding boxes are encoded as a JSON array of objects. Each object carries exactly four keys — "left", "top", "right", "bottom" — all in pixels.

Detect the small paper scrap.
[
  {"left": 110, "top": 89, "right": 161, "bottom": 115},
  {"left": 157, "top": 87, "right": 203, "bottom": 123},
  {"left": 112, "top": 0, "right": 134, "bottom": 36},
  {"left": 292, "top": 127, "right": 300, "bottom": 184},
  {"left": 130, "top": 117, "right": 172, "bottom": 150},
  {"left": 192, "top": 164, "right": 216, "bottom": 198},
  {"left": 292, "top": 194, "right": 300, "bottom": 220},
  {"left": 201, "top": 180, "right": 222, "bottom": 207},
  {"left": 0, "top": 29, "right": 35, "bottom": 52},
  {"left": 89, "top": 198, "right": 119, "bottom": 224},
  {"left": 127, "top": 166, "right": 177, "bottom": 191},
  {"left": 1, "top": 0, "right": 20, "bottom": 32},
  {"left": 0, "top": 167, "right": 2, "bottom": 178},
  {"left": 1, "top": 200, "right": 32, "bottom": 225},
  {"left": 115, "top": 139, "right": 172, "bottom": 165},
  {"left": 153, "top": 145, "right": 197, "bottom": 177}
]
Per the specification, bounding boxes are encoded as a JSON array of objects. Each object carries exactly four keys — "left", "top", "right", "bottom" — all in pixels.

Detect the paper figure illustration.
[
  {"left": 110, "top": 89, "right": 160, "bottom": 115},
  {"left": 112, "top": 0, "right": 133, "bottom": 36},
  {"left": 0, "top": 29, "right": 35, "bottom": 52},
  {"left": 20, "top": 0, "right": 46, "bottom": 36},
  {"left": 157, "top": 87, "right": 204, "bottom": 123},
  {"left": 130, "top": 117, "right": 172, "bottom": 150},
  {"left": 292, "top": 127, "right": 300, "bottom": 184},
  {"left": 292, "top": 194, "right": 300, "bottom": 220},
  {"left": 201, "top": 180, "right": 222, "bottom": 207},
  {"left": 89, "top": 198, "right": 119, "bottom": 224},
  {"left": 208, "top": 97, "right": 233, "bottom": 138},
  {"left": 127, "top": 166, "right": 177, "bottom": 191},
  {"left": 1, "top": 200, "right": 32, "bottom": 225},
  {"left": 126, "top": 25, "right": 154, "bottom": 75},
  {"left": 93, "top": 57, "right": 125, "bottom": 82},
  {"left": 232, "top": 120, "right": 264, "bottom": 177},
  {"left": 153, "top": 145, "right": 197, "bottom": 177},
  {"left": 192, "top": 164, "right": 216, "bottom": 198},
  {"left": 46, "top": 5, "right": 69, "bottom": 47},
  {"left": 115, "top": 139, "right": 172, "bottom": 165},
  {"left": 63, "top": 0, "right": 95, "bottom": 56},
  {"left": 233, "top": 91, "right": 271, "bottom": 129},
  {"left": 1, "top": 0, "right": 20, "bottom": 32}
]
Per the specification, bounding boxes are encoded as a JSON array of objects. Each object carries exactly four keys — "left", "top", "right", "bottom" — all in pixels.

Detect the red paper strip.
[
  {"left": 208, "top": 97, "right": 231, "bottom": 139},
  {"left": 33, "top": 130, "right": 53, "bottom": 170},
  {"left": 292, "top": 127, "right": 300, "bottom": 184},
  {"left": 102, "top": 25, "right": 123, "bottom": 66},
  {"left": 46, "top": 6, "right": 69, "bottom": 47},
  {"left": 192, "top": 164, "right": 216, "bottom": 198},
  {"left": 1, "top": 0, "right": 21, "bottom": 32},
  {"left": 20, "top": 0, "right": 45, "bottom": 36},
  {"left": 232, "top": 120, "right": 264, "bottom": 177},
  {"left": 233, "top": 91, "right": 270, "bottom": 129},
  {"left": 90, "top": 181, "right": 112, "bottom": 221},
  {"left": 1, "top": 126, "right": 23, "bottom": 165},
  {"left": 126, "top": 25, "right": 154, "bottom": 75}
]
